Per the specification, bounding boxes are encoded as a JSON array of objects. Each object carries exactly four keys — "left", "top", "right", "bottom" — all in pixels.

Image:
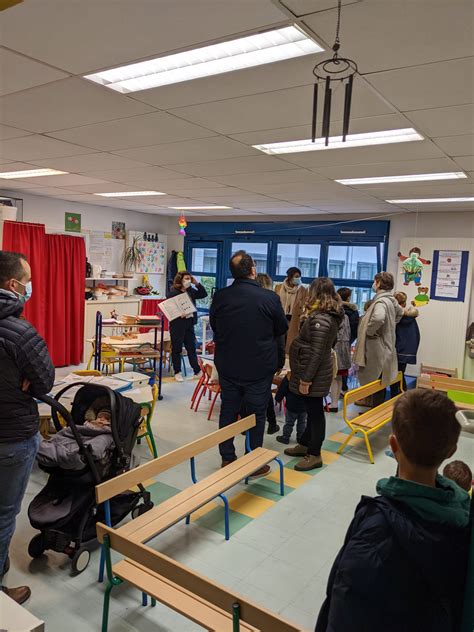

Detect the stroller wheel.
[
  {"left": 28, "top": 534, "right": 45, "bottom": 559},
  {"left": 131, "top": 502, "right": 153, "bottom": 520},
  {"left": 71, "top": 547, "right": 90, "bottom": 575}
]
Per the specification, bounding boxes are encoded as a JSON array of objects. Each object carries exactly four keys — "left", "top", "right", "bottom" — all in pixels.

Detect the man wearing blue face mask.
[{"left": 0, "top": 251, "right": 55, "bottom": 604}]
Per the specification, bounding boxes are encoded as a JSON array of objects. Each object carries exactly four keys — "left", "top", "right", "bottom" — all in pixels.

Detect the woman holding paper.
[{"left": 167, "top": 271, "right": 207, "bottom": 382}]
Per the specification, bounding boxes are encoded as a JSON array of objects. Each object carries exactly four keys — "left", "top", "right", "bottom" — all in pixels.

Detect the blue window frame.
[{"left": 184, "top": 221, "right": 389, "bottom": 312}]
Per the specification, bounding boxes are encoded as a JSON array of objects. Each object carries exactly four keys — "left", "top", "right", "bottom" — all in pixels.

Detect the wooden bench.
[
  {"left": 338, "top": 373, "right": 404, "bottom": 464},
  {"left": 96, "top": 415, "right": 284, "bottom": 546},
  {"left": 417, "top": 374, "right": 474, "bottom": 410},
  {"left": 97, "top": 523, "right": 308, "bottom": 632}
]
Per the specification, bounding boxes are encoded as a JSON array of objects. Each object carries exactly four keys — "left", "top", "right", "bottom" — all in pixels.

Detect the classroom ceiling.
[{"left": 0, "top": 0, "right": 473, "bottom": 218}]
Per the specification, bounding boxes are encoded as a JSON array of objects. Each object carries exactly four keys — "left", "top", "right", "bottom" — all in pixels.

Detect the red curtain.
[
  {"left": 140, "top": 298, "right": 169, "bottom": 332},
  {"left": 2, "top": 221, "right": 47, "bottom": 338},
  {"left": 44, "top": 234, "right": 85, "bottom": 366}
]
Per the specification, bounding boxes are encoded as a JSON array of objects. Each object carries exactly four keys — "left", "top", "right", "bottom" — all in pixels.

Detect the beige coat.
[
  {"left": 354, "top": 291, "right": 404, "bottom": 386},
  {"left": 275, "top": 283, "right": 307, "bottom": 354}
]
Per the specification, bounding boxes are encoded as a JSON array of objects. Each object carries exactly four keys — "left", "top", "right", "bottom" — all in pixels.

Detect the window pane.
[
  {"left": 276, "top": 243, "right": 321, "bottom": 278},
  {"left": 191, "top": 247, "right": 217, "bottom": 274},
  {"left": 190, "top": 274, "right": 215, "bottom": 310},
  {"left": 328, "top": 245, "right": 378, "bottom": 281},
  {"left": 335, "top": 285, "right": 375, "bottom": 313},
  {"left": 231, "top": 242, "right": 268, "bottom": 273}
]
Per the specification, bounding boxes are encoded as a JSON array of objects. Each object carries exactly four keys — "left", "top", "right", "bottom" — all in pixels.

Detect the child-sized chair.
[
  {"left": 193, "top": 363, "right": 221, "bottom": 421},
  {"left": 136, "top": 384, "right": 159, "bottom": 458}
]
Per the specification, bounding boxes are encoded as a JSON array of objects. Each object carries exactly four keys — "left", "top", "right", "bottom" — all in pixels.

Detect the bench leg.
[
  {"left": 146, "top": 430, "right": 158, "bottom": 459},
  {"left": 102, "top": 582, "right": 114, "bottom": 632},
  {"left": 337, "top": 429, "right": 355, "bottom": 455},
  {"left": 363, "top": 433, "right": 375, "bottom": 464},
  {"left": 151, "top": 597, "right": 156, "bottom": 607},
  {"left": 274, "top": 457, "right": 285, "bottom": 497},
  {"left": 98, "top": 546, "right": 105, "bottom": 583},
  {"left": 142, "top": 592, "right": 148, "bottom": 606},
  {"left": 219, "top": 493, "right": 230, "bottom": 541},
  {"left": 185, "top": 514, "right": 191, "bottom": 525}
]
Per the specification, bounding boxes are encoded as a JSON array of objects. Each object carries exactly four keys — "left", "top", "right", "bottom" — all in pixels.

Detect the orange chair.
[{"left": 193, "top": 363, "right": 221, "bottom": 421}]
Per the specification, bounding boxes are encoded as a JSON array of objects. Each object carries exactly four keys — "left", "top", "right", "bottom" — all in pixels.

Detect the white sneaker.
[
  {"left": 174, "top": 373, "right": 184, "bottom": 383},
  {"left": 193, "top": 371, "right": 203, "bottom": 380}
]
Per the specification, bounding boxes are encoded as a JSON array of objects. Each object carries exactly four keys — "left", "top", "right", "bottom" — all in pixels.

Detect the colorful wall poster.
[
  {"left": 112, "top": 221, "right": 126, "bottom": 239},
  {"left": 65, "top": 212, "right": 81, "bottom": 232},
  {"left": 430, "top": 250, "right": 470, "bottom": 302},
  {"left": 136, "top": 239, "right": 166, "bottom": 274}
]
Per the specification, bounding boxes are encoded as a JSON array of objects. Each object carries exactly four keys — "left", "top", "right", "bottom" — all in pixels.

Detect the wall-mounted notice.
[
  {"left": 89, "top": 231, "right": 113, "bottom": 269},
  {"left": 430, "top": 250, "right": 469, "bottom": 302}
]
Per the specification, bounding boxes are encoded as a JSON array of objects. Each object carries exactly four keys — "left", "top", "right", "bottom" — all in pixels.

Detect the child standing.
[
  {"left": 274, "top": 373, "right": 307, "bottom": 445},
  {"left": 391, "top": 290, "right": 420, "bottom": 395},
  {"left": 329, "top": 313, "right": 351, "bottom": 412},
  {"left": 444, "top": 460, "right": 473, "bottom": 495},
  {"left": 316, "top": 388, "right": 472, "bottom": 632}
]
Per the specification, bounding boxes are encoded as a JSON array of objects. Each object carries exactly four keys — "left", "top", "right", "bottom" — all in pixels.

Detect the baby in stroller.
[{"left": 37, "top": 397, "right": 114, "bottom": 471}]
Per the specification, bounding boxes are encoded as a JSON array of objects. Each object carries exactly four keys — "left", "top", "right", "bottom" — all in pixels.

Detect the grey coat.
[
  {"left": 335, "top": 314, "right": 352, "bottom": 371},
  {"left": 37, "top": 425, "right": 114, "bottom": 471},
  {"left": 289, "top": 309, "right": 342, "bottom": 397},
  {"left": 355, "top": 291, "right": 404, "bottom": 386}
]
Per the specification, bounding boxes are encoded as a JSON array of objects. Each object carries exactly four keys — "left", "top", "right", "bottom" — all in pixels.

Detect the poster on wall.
[
  {"left": 89, "top": 231, "right": 113, "bottom": 269},
  {"left": 136, "top": 238, "right": 165, "bottom": 274},
  {"left": 65, "top": 212, "right": 81, "bottom": 232},
  {"left": 430, "top": 250, "right": 470, "bottom": 302},
  {"left": 112, "top": 221, "right": 125, "bottom": 239}
]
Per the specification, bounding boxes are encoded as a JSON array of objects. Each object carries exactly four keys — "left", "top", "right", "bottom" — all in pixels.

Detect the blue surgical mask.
[
  {"left": 292, "top": 277, "right": 302, "bottom": 286},
  {"left": 13, "top": 280, "right": 32, "bottom": 304}
]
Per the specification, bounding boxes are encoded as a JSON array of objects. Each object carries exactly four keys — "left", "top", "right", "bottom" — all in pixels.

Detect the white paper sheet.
[{"left": 158, "top": 293, "right": 196, "bottom": 322}]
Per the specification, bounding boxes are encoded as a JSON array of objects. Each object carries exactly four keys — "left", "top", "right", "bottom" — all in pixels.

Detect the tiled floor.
[{"left": 7, "top": 373, "right": 474, "bottom": 631}]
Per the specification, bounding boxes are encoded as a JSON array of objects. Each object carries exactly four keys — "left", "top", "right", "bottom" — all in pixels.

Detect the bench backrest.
[
  {"left": 96, "top": 414, "right": 256, "bottom": 503},
  {"left": 344, "top": 372, "right": 403, "bottom": 407},
  {"left": 417, "top": 375, "right": 474, "bottom": 394},
  {"left": 420, "top": 363, "right": 458, "bottom": 378},
  {"left": 97, "top": 523, "right": 306, "bottom": 632}
]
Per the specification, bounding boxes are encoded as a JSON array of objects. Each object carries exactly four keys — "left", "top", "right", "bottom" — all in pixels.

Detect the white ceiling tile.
[
  {"left": 454, "top": 156, "right": 474, "bottom": 171},
  {"left": 282, "top": 0, "right": 357, "bottom": 17},
  {"left": 433, "top": 135, "right": 474, "bottom": 156},
  {"left": 279, "top": 139, "right": 444, "bottom": 168},
  {"left": 0, "top": 78, "right": 155, "bottom": 133},
  {"left": 18, "top": 187, "right": 91, "bottom": 197},
  {"left": 313, "top": 157, "right": 458, "bottom": 179},
  {"left": 17, "top": 174, "right": 111, "bottom": 186},
  {"left": 0, "top": 124, "right": 32, "bottom": 141},
  {"left": 156, "top": 178, "right": 227, "bottom": 192},
  {"left": 405, "top": 104, "right": 474, "bottom": 137},
  {"left": 77, "top": 166, "right": 191, "bottom": 184},
  {"left": 0, "top": 162, "right": 38, "bottom": 174},
  {"left": 210, "top": 169, "right": 324, "bottom": 186},
  {"left": 133, "top": 55, "right": 323, "bottom": 110},
  {"left": 0, "top": 180, "right": 43, "bottom": 190},
  {"left": 48, "top": 111, "right": 214, "bottom": 151},
  {"left": 367, "top": 58, "right": 474, "bottom": 112},
  {"left": 164, "top": 156, "right": 301, "bottom": 177},
  {"left": 59, "top": 182, "right": 147, "bottom": 194},
  {"left": 0, "top": 0, "right": 286, "bottom": 74},
  {"left": 31, "top": 153, "right": 153, "bottom": 172},
  {"left": 251, "top": 208, "right": 327, "bottom": 215},
  {"left": 114, "top": 136, "right": 259, "bottom": 166},
  {"left": 0, "top": 136, "right": 92, "bottom": 160},
  {"left": 0, "top": 48, "right": 68, "bottom": 97},
  {"left": 170, "top": 82, "right": 393, "bottom": 135},
  {"left": 303, "top": 0, "right": 474, "bottom": 73}
]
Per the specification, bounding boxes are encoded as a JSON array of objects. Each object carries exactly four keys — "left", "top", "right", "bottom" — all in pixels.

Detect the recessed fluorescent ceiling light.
[
  {"left": 387, "top": 197, "right": 474, "bottom": 203},
  {"left": 95, "top": 191, "right": 165, "bottom": 197},
  {"left": 84, "top": 26, "right": 323, "bottom": 93},
  {"left": 254, "top": 128, "right": 423, "bottom": 154},
  {"left": 168, "top": 206, "right": 232, "bottom": 210},
  {"left": 0, "top": 168, "right": 68, "bottom": 179},
  {"left": 336, "top": 172, "right": 467, "bottom": 185}
]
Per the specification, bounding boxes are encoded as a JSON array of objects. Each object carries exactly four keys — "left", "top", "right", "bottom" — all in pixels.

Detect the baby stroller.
[{"left": 28, "top": 383, "right": 154, "bottom": 574}]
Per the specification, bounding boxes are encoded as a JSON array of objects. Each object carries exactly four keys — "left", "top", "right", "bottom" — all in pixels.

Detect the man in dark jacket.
[
  {"left": 209, "top": 251, "right": 288, "bottom": 473},
  {"left": 0, "top": 251, "right": 55, "bottom": 604},
  {"left": 315, "top": 389, "right": 472, "bottom": 632}
]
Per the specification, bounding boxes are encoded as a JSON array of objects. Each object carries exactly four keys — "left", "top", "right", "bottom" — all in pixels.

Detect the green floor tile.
[
  {"left": 283, "top": 458, "right": 328, "bottom": 475},
  {"left": 146, "top": 481, "right": 181, "bottom": 505},
  {"left": 244, "top": 478, "right": 294, "bottom": 501},
  {"left": 322, "top": 438, "right": 345, "bottom": 453},
  {"left": 195, "top": 506, "right": 253, "bottom": 537}
]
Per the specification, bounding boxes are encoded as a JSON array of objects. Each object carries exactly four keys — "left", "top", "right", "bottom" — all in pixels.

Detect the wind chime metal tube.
[
  {"left": 311, "top": 83, "right": 318, "bottom": 143},
  {"left": 342, "top": 73, "right": 354, "bottom": 141},
  {"left": 322, "top": 76, "right": 332, "bottom": 146}
]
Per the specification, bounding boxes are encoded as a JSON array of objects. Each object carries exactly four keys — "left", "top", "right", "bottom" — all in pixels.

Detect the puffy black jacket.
[
  {"left": 0, "top": 290, "right": 55, "bottom": 443},
  {"left": 289, "top": 309, "right": 342, "bottom": 397},
  {"left": 316, "top": 495, "right": 470, "bottom": 632},
  {"left": 210, "top": 279, "right": 288, "bottom": 382}
]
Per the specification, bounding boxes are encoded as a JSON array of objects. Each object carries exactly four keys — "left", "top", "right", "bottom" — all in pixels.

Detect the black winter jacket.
[
  {"left": 342, "top": 302, "right": 360, "bottom": 343},
  {"left": 0, "top": 290, "right": 55, "bottom": 443},
  {"left": 316, "top": 495, "right": 470, "bottom": 632},
  {"left": 210, "top": 279, "right": 288, "bottom": 382},
  {"left": 289, "top": 309, "right": 342, "bottom": 397},
  {"left": 396, "top": 315, "right": 420, "bottom": 365}
]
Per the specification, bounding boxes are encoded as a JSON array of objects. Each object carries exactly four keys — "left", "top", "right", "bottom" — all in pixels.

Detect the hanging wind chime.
[
  {"left": 178, "top": 213, "right": 187, "bottom": 236},
  {"left": 311, "top": 0, "right": 358, "bottom": 146}
]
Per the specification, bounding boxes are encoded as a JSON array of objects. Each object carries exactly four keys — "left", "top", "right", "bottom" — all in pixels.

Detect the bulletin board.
[
  {"left": 396, "top": 237, "right": 474, "bottom": 378},
  {"left": 84, "top": 231, "right": 123, "bottom": 273},
  {"left": 128, "top": 231, "right": 165, "bottom": 274}
]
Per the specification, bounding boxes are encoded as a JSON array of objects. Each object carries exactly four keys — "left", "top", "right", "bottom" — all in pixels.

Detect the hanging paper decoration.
[
  {"left": 178, "top": 213, "right": 187, "bottom": 236},
  {"left": 311, "top": 0, "right": 358, "bottom": 146},
  {"left": 397, "top": 247, "right": 431, "bottom": 286}
]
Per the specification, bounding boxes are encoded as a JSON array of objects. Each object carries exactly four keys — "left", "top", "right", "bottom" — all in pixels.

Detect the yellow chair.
[
  {"left": 73, "top": 369, "right": 102, "bottom": 377},
  {"left": 86, "top": 341, "right": 124, "bottom": 374},
  {"left": 136, "top": 383, "right": 158, "bottom": 458}
]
